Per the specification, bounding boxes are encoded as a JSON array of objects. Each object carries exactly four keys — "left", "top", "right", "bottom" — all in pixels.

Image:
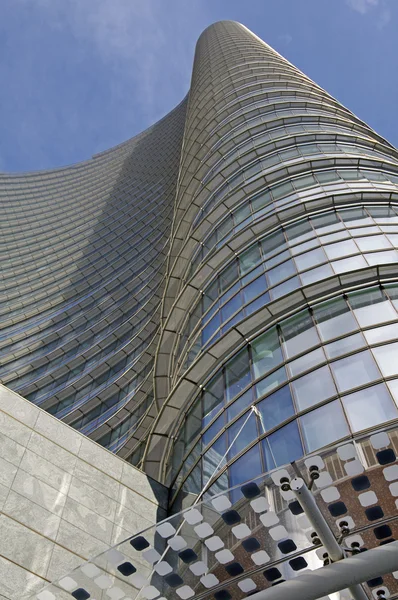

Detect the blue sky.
[{"left": 1, "top": 0, "right": 397, "bottom": 172}]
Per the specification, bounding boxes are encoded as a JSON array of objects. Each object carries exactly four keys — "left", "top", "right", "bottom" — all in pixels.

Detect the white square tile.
[
  {"left": 59, "top": 576, "right": 77, "bottom": 591},
  {"left": 269, "top": 525, "right": 288, "bottom": 541},
  {"left": 252, "top": 550, "right": 270, "bottom": 565},
  {"left": 205, "top": 536, "right": 224, "bottom": 551},
  {"left": 183, "top": 508, "right": 203, "bottom": 524},
  {"left": 337, "top": 444, "right": 357, "bottom": 460},
  {"left": 211, "top": 495, "right": 231, "bottom": 512},
  {"left": 344, "top": 459, "right": 364, "bottom": 476},
  {"left": 250, "top": 497, "right": 269, "bottom": 513},
  {"left": 200, "top": 574, "right": 219, "bottom": 588},
  {"left": 168, "top": 536, "right": 187, "bottom": 551},
  {"left": 215, "top": 549, "right": 234, "bottom": 564},
  {"left": 389, "top": 482, "right": 398, "bottom": 496},
  {"left": 260, "top": 511, "right": 279, "bottom": 527},
  {"left": 238, "top": 578, "right": 256, "bottom": 592},
  {"left": 358, "top": 491, "right": 377, "bottom": 507},
  {"left": 189, "top": 561, "right": 208, "bottom": 576},
  {"left": 370, "top": 432, "right": 390, "bottom": 449},
  {"left": 176, "top": 585, "right": 194, "bottom": 599},
  {"left": 142, "top": 548, "right": 161, "bottom": 564},
  {"left": 321, "top": 486, "right": 340, "bottom": 502},
  {"left": 194, "top": 522, "right": 214, "bottom": 538},
  {"left": 231, "top": 523, "right": 251, "bottom": 539},
  {"left": 383, "top": 465, "right": 398, "bottom": 481},
  {"left": 154, "top": 561, "right": 172, "bottom": 576}
]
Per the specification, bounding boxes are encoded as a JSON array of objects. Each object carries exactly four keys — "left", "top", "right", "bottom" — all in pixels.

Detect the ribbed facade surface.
[{"left": 3, "top": 20, "right": 398, "bottom": 492}]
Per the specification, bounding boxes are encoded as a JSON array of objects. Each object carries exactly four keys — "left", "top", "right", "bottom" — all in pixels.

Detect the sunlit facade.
[{"left": 2, "top": 19, "right": 398, "bottom": 503}]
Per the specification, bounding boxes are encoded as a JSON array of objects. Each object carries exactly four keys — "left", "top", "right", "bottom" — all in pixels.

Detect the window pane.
[
  {"left": 332, "top": 255, "right": 367, "bottom": 274},
  {"left": 349, "top": 289, "right": 396, "bottom": 327},
  {"left": 242, "top": 275, "right": 267, "bottom": 304},
  {"left": 256, "top": 367, "right": 287, "bottom": 398},
  {"left": 185, "top": 400, "right": 202, "bottom": 445},
  {"left": 251, "top": 327, "right": 282, "bottom": 379},
  {"left": 331, "top": 350, "right": 380, "bottom": 392},
  {"left": 342, "top": 383, "right": 398, "bottom": 432},
  {"left": 288, "top": 347, "right": 325, "bottom": 377},
  {"left": 267, "top": 259, "right": 296, "bottom": 286},
  {"left": 364, "top": 324, "right": 398, "bottom": 345},
  {"left": 291, "top": 365, "right": 336, "bottom": 410},
  {"left": 313, "top": 297, "right": 358, "bottom": 341},
  {"left": 202, "top": 312, "right": 221, "bottom": 346},
  {"left": 270, "top": 276, "right": 300, "bottom": 300},
  {"left": 280, "top": 310, "right": 319, "bottom": 358},
  {"left": 203, "top": 373, "right": 224, "bottom": 427},
  {"left": 221, "top": 293, "right": 241, "bottom": 322},
  {"left": 227, "top": 413, "right": 258, "bottom": 459},
  {"left": 325, "top": 333, "right": 365, "bottom": 359},
  {"left": 227, "top": 389, "right": 254, "bottom": 420},
  {"left": 203, "top": 434, "right": 227, "bottom": 485},
  {"left": 229, "top": 444, "right": 263, "bottom": 488},
  {"left": 365, "top": 250, "right": 398, "bottom": 265},
  {"left": 300, "top": 264, "right": 334, "bottom": 286},
  {"left": 300, "top": 401, "right": 349, "bottom": 452},
  {"left": 219, "top": 261, "right": 239, "bottom": 293},
  {"left": 261, "top": 231, "right": 286, "bottom": 258},
  {"left": 356, "top": 235, "right": 392, "bottom": 251},
  {"left": 257, "top": 386, "right": 295, "bottom": 431},
  {"left": 324, "top": 239, "right": 358, "bottom": 260},
  {"left": 225, "top": 348, "right": 251, "bottom": 401},
  {"left": 239, "top": 244, "right": 262, "bottom": 275},
  {"left": 294, "top": 248, "right": 327, "bottom": 271},
  {"left": 266, "top": 421, "right": 303, "bottom": 466},
  {"left": 372, "top": 341, "right": 398, "bottom": 377},
  {"left": 202, "top": 413, "right": 225, "bottom": 447}
]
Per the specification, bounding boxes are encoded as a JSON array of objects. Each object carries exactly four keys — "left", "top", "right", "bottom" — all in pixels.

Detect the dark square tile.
[
  {"left": 376, "top": 449, "right": 396, "bottom": 465},
  {"left": 263, "top": 568, "right": 282, "bottom": 582},
  {"left": 288, "top": 501, "right": 303, "bottom": 515},
  {"left": 278, "top": 539, "right": 297, "bottom": 554},
  {"left": 225, "top": 562, "right": 244, "bottom": 577},
  {"left": 242, "top": 537, "right": 261, "bottom": 552},
  {"left": 365, "top": 506, "right": 384, "bottom": 521},
  {"left": 130, "top": 535, "right": 150, "bottom": 551},
  {"left": 373, "top": 525, "right": 392, "bottom": 540},
  {"left": 289, "top": 556, "right": 308, "bottom": 571},
  {"left": 72, "top": 590, "right": 90, "bottom": 600},
  {"left": 328, "top": 501, "right": 347, "bottom": 517},
  {"left": 351, "top": 475, "right": 370, "bottom": 491},
  {"left": 222, "top": 510, "right": 241, "bottom": 525},
  {"left": 379, "top": 538, "right": 395, "bottom": 545},
  {"left": 117, "top": 561, "right": 137, "bottom": 576},
  {"left": 241, "top": 482, "right": 261, "bottom": 498},
  {"left": 214, "top": 591, "right": 232, "bottom": 600},
  {"left": 165, "top": 573, "right": 184, "bottom": 587},
  {"left": 179, "top": 548, "right": 198, "bottom": 564},
  {"left": 367, "top": 577, "right": 383, "bottom": 587},
  {"left": 272, "top": 579, "right": 286, "bottom": 586}
]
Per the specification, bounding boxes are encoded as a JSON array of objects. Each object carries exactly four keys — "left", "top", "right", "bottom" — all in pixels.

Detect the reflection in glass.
[
  {"left": 313, "top": 297, "right": 358, "bottom": 341},
  {"left": 300, "top": 401, "right": 349, "bottom": 452},
  {"left": 256, "top": 367, "right": 287, "bottom": 399},
  {"left": 342, "top": 383, "right": 398, "bottom": 431},
  {"left": 225, "top": 348, "right": 251, "bottom": 401},
  {"left": 229, "top": 444, "right": 263, "bottom": 488},
  {"left": 251, "top": 327, "right": 282, "bottom": 379},
  {"left": 257, "top": 385, "right": 295, "bottom": 431},
  {"left": 331, "top": 350, "right": 380, "bottom": 392},
  {"left": 266, "top": 421, "right": 303, "bottom": 466},
  {"left": 291, "top": 365, "right": 336, "bottom": 410},
  {"left": 372, "top": 341, "right": 398, "bottom": 377},
  {"left": 280, "top": 310, "right": 320, "bottom": 358},
  {"left": 227, "top": 412, "right": 258, "bottom": 459}
]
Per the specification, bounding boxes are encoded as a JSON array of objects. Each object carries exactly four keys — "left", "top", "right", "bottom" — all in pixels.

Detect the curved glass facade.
[
  {"left": 3, "top": 18, "right": 398, "bottom": 498},
  {"left": 141, "top": 20, "right": 398, "bottom": 518}
]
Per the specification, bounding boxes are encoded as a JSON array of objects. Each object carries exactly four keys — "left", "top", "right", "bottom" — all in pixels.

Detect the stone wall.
[{"left": 0, "top": 385, "right": 167, "bottom": 599}]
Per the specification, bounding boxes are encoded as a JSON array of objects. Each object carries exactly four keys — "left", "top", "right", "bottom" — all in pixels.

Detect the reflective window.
[
  {"left": 372, "top": 341, "right": 398, "bottom": 377},
  {"left": 229, "top": 444, "right": 263, "bottom": 488},
  {"left": 265, "top": 421, "right": 303, "bottom": 466},
  {"left": 225, "top": 349, "right": 251, "bottom": 401},
  {"left": 280, "top": 311, "right": 319, "bottom": 358},
  {"left": 300, "top": 401, "right": 349, "bottom": 452},
  {"left": 331, "top": 350, "right": 380, "bottom": 392},
  {"left": 313, "top": 297, "right": 358, "bottom": 341},
  {"left": 228, "top": 413, "right": 258, "bottom": 459},
  {"left": 256, "top": 367, "right": 287, "bottom": 398},
  {"left": 251, "top": 327, "right": 282, "bottom": 379},
  {"left": 257, "top": 386, "right": 295, "bottom": 431},
  {"left": 291, "top": 365, "right": 336, "bottom": 410},
  {"left": 342, "top": 384, "right": 398, "bottom": 431}
]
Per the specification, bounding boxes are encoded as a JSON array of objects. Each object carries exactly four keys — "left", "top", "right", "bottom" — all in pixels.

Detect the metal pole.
[
  {"left": 246, "top": 540, "right": 398, "bottom": 600},
  {"left": 290, "top": 477, "right": 369, "bottom": 600},
  {"left": 290, "top": 477, "right": 343, "bottom": 561}
]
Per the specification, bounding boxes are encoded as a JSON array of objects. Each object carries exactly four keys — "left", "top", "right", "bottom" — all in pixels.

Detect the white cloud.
[
  {"left": 346, "top": 0, "right": 379, "bottom": 14},
  {"left": 278, "top": 33, "right": 293, "bottom": 45}
]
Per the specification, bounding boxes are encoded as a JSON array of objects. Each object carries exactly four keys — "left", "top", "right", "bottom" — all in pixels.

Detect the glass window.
[
  {"left": 257, "top": 385, "right": 295, "bottom": 431},
  {"left": 293, "top": 174, "right": 316, "bottom": 189},
  {"left": 185, "top": 400, "right": 202, "bottom": 445},
  {"left": 291, "top": 365, "right": 336, "bottom": 410},
  {"left": 202, "top": 413, "right": 225, "bottom": 447},
  {"left": 288, "top": 348, "right": 325, "bottom": 377},
  {"left": 202, "top": 312, "right": 221, "bottom": 346},
  {"left": 294, "top": 248, "right": 327, "bottom": 271},
  {"left": 332, "top": 255, "right": 367, "bottom": 274},
  {"left": 225, "top": 348, "right": 251, "bottom": 402},
  {"left": 245, "top": 293, "right": 270, "bottom": 315},
  {"left": 365, "top": 250, "right": 398, "bottom": 265},
  {"left": 242, "top": 275, "right": 267, "bottom": 304},
  {"left": 202, "top": 434, "right": 227, "bottom": 485},
  {"left": 349, "top": 288, "right": 396, "bottom": 327},
  {"left": 315, "top": 171, "right": 340, "bottom": 184},
  {"left": 280, "top": 310, "right": 320, "bottom": 358},
  {"left": 342, "top": 383, "right": 398, "bottom": 432},
  {"left": 256, "top": 367, "right": 287, "bottom": 398},
  {"left": 372, "top": 341, "right": 398, "bottom": 377},
  {"left": 270, "top": 276, "right": 300, "bottom": 300},
  {"left": 313, "top": 297, "right": 358, "bottom": 342},
  {"left": 273, "top": 181, "right": 294, "bottom": 200},
  {"left": 229, "top": 444, "right": 263, "bottom": 488},
  {"left": 251, "top": 327, "right": 282, "bottom": 379},
  {"left": 367, "top": 206, "right": 398, "bottom": 222},
  {"left": 356, "top": 235, "right": 392, "bottom": 252},
  {"left": 338, "top": 207, "right": 372, "bottom": 226},
  {"left": 266, "top": 421, "right": 303, "bottom": 466},
  {"left": 331, "top": 350, "right": 380, "bottom": 392},
  {"left": 221, "top": 293, "right": 241, "bottom": 322},
  {"left": 203, "top": 373, "right": 224, "bottom": 427},
  {"left": 300, "top": 401, "right": 349, "bottom": 452},
  {"left": 325, "top": 333, "right": 365, "bottom": 359},
  {"left": 219, "top": 261, "right": 239, "bottom": 293},
  {"left": 324, "top": 239, "right": 358, "bottom": 260},
  {"left": 267, "top": 259, "right": 296, "bottom": 286},
  {"left": 364, "top": 324, "right": 398, "bottom": 345},
  {"left": 227, "top": 413, "right": 258, "bottom": 459},
  {"left": 239, "top": 244, "right": 262, "bottom": 275},
  {"left": 227, "top": 388, "right": 254, "bottom": 420},
  {"left": 300, "top": 264, "right": 334, "bottom": 286},
  {"left": 261, "top": 231, "right": 286, "bottom": 258},
  {"left": 285, "top": 220, "right": 313, "bottom": 243},
  {"left": 311, "top": 211, "right": 341, "bottom": 232}
]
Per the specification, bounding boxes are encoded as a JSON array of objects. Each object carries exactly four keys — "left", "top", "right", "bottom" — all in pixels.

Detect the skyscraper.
[
  {"left": 3, "top": 19, "right": 398, "bottom": 600},
  {"left": 2, "top": 18, "right": 398, "bottom": 492}
]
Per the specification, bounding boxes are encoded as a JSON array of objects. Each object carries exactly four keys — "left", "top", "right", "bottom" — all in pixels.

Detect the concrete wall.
[{"left": 0, "top": 385, "right": 168, "bottom": 600}]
